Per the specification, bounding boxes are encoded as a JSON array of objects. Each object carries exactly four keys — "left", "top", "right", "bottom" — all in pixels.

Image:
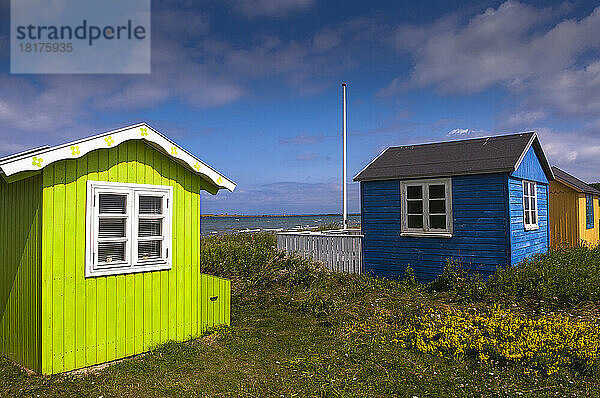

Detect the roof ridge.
[
  {"left": 353, "top": 131, "right": 554, "bottom": 182},
  {"left": 386, "top": 131, "right": 535, "bottom": 150},
  {"left": 552, "top": 166, "right": 600, "bottom": 194}
]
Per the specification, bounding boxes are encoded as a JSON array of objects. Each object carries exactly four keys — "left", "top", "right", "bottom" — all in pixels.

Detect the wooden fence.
[{"left": 276, "top": 230, "right": 363, "bottom": 274}]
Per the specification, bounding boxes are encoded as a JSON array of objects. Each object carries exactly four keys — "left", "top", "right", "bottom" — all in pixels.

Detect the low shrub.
[
  {"left": 429, "top": 245, "right": 600, "bottom": 307},
  {"left": 485, "top": 245, "right": 600, "bottom": 306},
  {"left": 399, "top": 265, "right": 419, "bottom": 289},
  {"left": 427, "top": 261, "right": 485, "bottom": 301},
  {"left": 298, "top": 291, "right": 337, "bottom": 317},
  {"left": 200, "top": 232, "right": 328, "bottom": 294}
]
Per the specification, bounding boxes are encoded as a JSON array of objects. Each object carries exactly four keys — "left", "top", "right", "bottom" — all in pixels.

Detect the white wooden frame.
[
  {"left": 522, "top": 180, "right": 539, "bottom": 231},
  {"left": 86, "top": 180, "right": 173, "bottom": 277},
  {"left": 94, "top": 186, "right": 132, "bottom": 269},
  {"left": 133, "top": 191, "right": 170, "bottom": 266},
  {"left": 400, "top": 178, "right": 453, "bottom": 238}
]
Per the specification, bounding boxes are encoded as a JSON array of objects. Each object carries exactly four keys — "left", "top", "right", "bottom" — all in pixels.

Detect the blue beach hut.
[{"left": 353, "top": 132, "right": 554, "bottom": 282}]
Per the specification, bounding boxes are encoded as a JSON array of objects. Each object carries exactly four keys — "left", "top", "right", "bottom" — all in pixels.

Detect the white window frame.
[
  {"left": 400, "top": 178, "right": 453, "bottom": 238},
  {"left": 522, "top": 180, "right": 539, "bottom": 231},
  {"left": 86, "top": 180, "right": 173, "bottom": 277}
]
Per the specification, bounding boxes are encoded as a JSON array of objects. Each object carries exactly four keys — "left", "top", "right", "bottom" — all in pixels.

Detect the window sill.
[
  {"left": 401, "top": 232, "right": 453, "bottom": 238},
  {"left": 86, "top": 262, "right": 171, "bottom": 278},
  {"left": 524, "top": 225, "right": 539, "bottom": 231}
]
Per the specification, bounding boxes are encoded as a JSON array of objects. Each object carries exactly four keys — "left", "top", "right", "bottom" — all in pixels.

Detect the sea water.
[{"left": 200, "top": 214, "right": 361, "bottom": 235}]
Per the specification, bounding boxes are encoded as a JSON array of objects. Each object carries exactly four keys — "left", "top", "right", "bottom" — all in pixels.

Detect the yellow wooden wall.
[
  {"left": 549, "top": 181, "right": 579, "bottom": 247},
  {"left": 578, "top": 193, "right": 600, "bottom": 246},
  {"left": 549, "top": 180, "right": 600, "bottom": 248},
  {"left": 41, "top": 140, "right": 230, "bottom": 374}
]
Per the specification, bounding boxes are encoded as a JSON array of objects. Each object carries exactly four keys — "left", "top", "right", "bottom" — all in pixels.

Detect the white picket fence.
[{"left": 276, "top": 229, "right": 363, "bottom": 274}]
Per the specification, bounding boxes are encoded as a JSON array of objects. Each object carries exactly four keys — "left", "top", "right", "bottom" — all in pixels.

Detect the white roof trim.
[
  {"left": 0, "top": 123, "right": 236, "bottom": 192},
  {"left": 512, "top": 132, "right": 554, "bottom": 181},
  {"left": 353, "top": 147, "right": 390, "bottom": 181},
  {"left": 512, "top": 132, "right": 537, "bottom": 173}
]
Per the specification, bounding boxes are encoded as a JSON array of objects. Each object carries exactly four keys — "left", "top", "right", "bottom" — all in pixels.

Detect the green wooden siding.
[
  {"left": 41, "top": 140, "right": 230, "bottom": 374},
  {"left": 0, "top": 174, "right": 42, "bottom": 372}
]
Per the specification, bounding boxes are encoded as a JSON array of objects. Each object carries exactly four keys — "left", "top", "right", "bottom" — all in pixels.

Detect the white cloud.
[
  {"left": 296, "top": 151, "right": 321, "bottom": 161},
  {"left": 536, "top": 127, "right": 600, "bottom": 182},
  {"left": 447, "top": 128, "right": 471, "bottom": 136},
  {"left": 504, "top": 110, "right": 546, "bottom": 127},
  {"left": 386, "top": 2, "right": 600, "bottom": 117},
  {"left": 530, "top": 60, "right": 600, "bottom": 116},
  {"left": 446, "top": 128, "right": 487, "bottom": 139}
]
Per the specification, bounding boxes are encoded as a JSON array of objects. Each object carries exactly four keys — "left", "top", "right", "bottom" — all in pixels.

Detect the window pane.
[
  {"left": 407, "top": 200, "right": 423, "bottom": 214},
  {"left": 406, "top": 185, "right": 422, "bottom": 199},
  {"left": 429, "top": 184, "right": 445, "bottom": 199},
  {"left": 98, "top": 242, "right": 126, "bottom": 264},
  {"left": 429, "top": 199, "right": 446, "bottom": 214},
  {"left": 530, "top": 197, "right": 536, "bottom": 210},
  {"left": 529, "top": 183, "right": 535, "bottom": 196},
  {"left": 139, "top": 219, "right": 162, "bottom": 237},
  {"left": 524, "top": 198, "right": 530, "bottom": 210},
  {"left": 430, "top": 215, "right": 446, "bottom": 229},
  {"left": 139, "top": 196, "right": 163, "bottom": 214},
  {"left": 531, "top": 212, "right": 537, "bottom": 224},
  {"left": 408, "top": 215, "right": 423, "bottom": 228},
  {"left": 99, "top": 194, "right": 126, "bottom": 214},
  {"left": 524, "top": 211, "right": 530, "bottom": 225},
  {"left": 98, "top": 218, "right": 126, "bottom": 238},
  {"left": 138, "top": 240, "right": 162, "bottom": 260}
]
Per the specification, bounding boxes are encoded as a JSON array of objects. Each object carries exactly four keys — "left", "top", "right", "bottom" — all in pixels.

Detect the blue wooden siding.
[
  {"left": 508, "top": 177, "right": 549, "bottom": 265},
  {"left": 361, "top": 174, "right": 509, "bottom": 282},
  {"left": 511, "top": 146, "right": 548, "bottom": 184},
  {"left": 507, "top": 144, "right": 550, "bottom": 265}
]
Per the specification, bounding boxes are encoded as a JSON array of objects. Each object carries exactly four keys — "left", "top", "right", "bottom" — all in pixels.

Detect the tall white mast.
[{"left": 342, "top": 83, "right": 348, "bottom": 229}]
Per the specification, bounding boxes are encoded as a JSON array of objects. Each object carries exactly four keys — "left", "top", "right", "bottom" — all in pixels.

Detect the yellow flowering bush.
[
  {"left": 341, "top": 306, "right": 600, "bottom": 374},
  {"left": 393, "top": 306, "right": 600, "bottom": 374}
]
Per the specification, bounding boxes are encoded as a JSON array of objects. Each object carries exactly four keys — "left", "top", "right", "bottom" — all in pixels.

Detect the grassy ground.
[{"left": 1, "top": 234, "right": 600, "bottom": 397}]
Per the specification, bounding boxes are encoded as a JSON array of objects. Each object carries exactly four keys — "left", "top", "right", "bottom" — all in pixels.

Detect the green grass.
[{"left": 1, "top": 233, "right": 600, "bottom": 397}]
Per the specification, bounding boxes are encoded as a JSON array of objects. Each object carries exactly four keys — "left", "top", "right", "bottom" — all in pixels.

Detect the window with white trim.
[
  {"left": 86, "top": 181, "right": 172, "bottom": 277},
  {"left": 522, "top": 180, "right": 538, "bottom": 230},
  {"left": 400, "top": 178, "right": 453, "bottom": 236}
]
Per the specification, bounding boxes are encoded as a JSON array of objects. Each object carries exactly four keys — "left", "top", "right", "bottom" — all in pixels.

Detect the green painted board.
[{"left": 0, "top": 174, "right": 42, "bottom": 372}]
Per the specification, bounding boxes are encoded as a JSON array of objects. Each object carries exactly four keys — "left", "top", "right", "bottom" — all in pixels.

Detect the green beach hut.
[{"left": 0, "top": 123, "right": 235, "bottom": 374}]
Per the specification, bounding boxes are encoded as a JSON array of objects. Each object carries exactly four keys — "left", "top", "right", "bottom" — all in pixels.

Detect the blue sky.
[{"left": 1, "top": 0, "right": 600, "bottom": 214}]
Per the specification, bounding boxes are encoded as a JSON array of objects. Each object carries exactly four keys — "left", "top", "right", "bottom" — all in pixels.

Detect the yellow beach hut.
[{"left": 549, "top": 166, "right": 600, "bottom": 248}]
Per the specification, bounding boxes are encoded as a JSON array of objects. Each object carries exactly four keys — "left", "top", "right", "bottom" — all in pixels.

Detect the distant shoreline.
[{"left": 201, "top": 213, "right": 361, "bottom": 218}]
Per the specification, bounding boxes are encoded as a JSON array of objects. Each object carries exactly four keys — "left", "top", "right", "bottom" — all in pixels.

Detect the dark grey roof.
[
  {"left": 354, "top": 132, "right": 554, "bottom": 182},
  {"left": 551, "top": 166, "right": 600, "bottom": 195}
]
